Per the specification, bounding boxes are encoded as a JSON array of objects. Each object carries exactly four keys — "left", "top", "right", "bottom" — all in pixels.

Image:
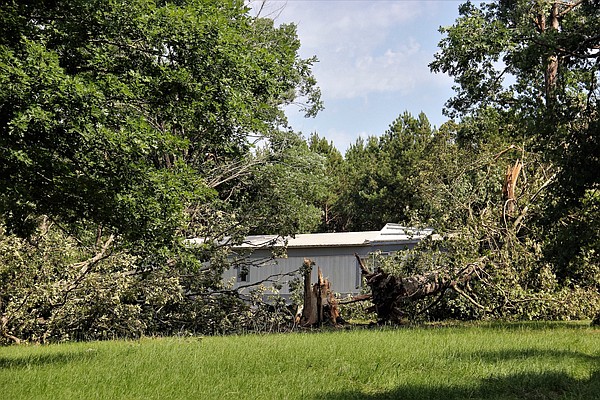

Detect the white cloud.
[
  {"left": 322, "top": 37, "right": 428, "bottom": 98},
  {"left": 248, "top": 1, "right": 461, "bottom": 152},
  {"left": 274, "top": 1, "right": 422, "bottom": 56},
  {"left": 247, "top": 1, "right": 446, "bottom": 100}
]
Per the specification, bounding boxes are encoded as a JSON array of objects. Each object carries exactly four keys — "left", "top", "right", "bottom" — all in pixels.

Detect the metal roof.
[
  {"left": 235, "top": 224, "right": 433, "bottom": 249},
  {"left": 186, "top": 224, "right": 433, "bottom": 249}
]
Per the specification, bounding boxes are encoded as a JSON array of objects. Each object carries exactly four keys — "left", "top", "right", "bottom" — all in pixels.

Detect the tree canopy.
[
  {"left": 430, "top": 0, "right": 599, "bottom": 286},
  {"left": 0, "top": 0, "right": 325, "bottom": 343},
  {"left": 0, "top": 0, "right": 322, "bottom": 249}
]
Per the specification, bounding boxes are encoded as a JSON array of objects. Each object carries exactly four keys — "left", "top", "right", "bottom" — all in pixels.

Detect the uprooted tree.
[
  {"left": 354, "top": 254, "right": 485, "bottom": 324},
  {"left": 340, "top": 136, "right": 599, "bottom": 323}
]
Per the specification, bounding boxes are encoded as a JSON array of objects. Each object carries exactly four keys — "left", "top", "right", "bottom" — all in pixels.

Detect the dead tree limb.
[
  {"left": 354, "top": 253, "right": 484, "bottom": 323},
  {"left": 338, "top": 294, "right": 372, "bottom": 305},
  {"left": 503, "top": 159, "right": 522, "bottom": 216}
]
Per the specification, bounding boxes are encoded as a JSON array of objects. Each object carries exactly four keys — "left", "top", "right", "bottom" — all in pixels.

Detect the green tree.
[
  {"left": 227, "top": 131, "right": 328, "bottom": 236},
  {"left": 308, "top": 132, "right": 345, "bottom": 232},
  {"left": 0, "top": 0, "right": 324, "bottom": 343},
  {"left": 354, "top": 0, "right": 600, "bottom": 322},
  {"left": 430, "top": 0, "right": 599, "bottom": 287},
  {"left": 337, "top": 112, "right": 434, "bottom": 231},
  {"left": 0, "top": 0, "right": 322, "bottom": 250}
]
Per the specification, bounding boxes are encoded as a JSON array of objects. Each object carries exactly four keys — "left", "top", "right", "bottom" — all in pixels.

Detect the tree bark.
[
  {"left": 354, "top": 254, "right": 482, "bottom": 323},
  {"left": 503, "top": 159, "right": 522, "bottom": 215},
  {"left": 300, "top": 260, "right": 340, "bottom": 326}
]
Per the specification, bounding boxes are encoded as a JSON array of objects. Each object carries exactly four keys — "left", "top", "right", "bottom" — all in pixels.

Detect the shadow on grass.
[
  {"left": 473, "top": 348, "right": 599, "bottom": 364},
  {"left": 0, "top": 350, "right": 97, "bottom": 369},
  {"left": 481, "top": 321, "right": 595, "bottom": 331},
  {"left": 316, "top": 348, "right": 599, "bottom": 400},
  {"left": 315, "top": 370, "right": 600, "bottom": 400}
]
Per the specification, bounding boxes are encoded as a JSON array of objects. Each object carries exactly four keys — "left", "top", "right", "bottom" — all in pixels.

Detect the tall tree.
[
  {"left": 0, "top": 0, "right": 322, "bottom": 251},
  {"left": 338, "top": 112, "right": 434, "bottom": 231},
  {"left": 0, "top": 0, "right": 325, "bottom": 342},
  {"left": 308, "top": 132, "right": 345, "bottom": 232},
  {"left": 430, "top": 0, "right": 599, "bottom": 288}
]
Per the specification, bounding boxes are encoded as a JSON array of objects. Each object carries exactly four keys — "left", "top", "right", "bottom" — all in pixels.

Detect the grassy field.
[{"left": 0, "top": 321, "right": 598, "bottom": 400}]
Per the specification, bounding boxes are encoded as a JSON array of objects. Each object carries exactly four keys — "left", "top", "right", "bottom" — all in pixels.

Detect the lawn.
[{"left": 0, "top": 321, "right": 598, "bottom": 399}]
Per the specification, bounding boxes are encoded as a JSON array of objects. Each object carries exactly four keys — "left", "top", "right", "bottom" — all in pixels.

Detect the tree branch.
[{"left": 354, "top": 253, "right": 373, "bottom": 275}]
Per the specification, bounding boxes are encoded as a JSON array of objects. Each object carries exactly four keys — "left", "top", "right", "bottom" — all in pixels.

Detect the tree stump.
[{"left": 300, "top": 259, "right": 340, "bottom": 327}]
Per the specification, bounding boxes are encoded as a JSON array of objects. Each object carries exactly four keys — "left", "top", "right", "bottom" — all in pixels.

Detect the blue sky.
[{"left": 248, "top": 0, "right": 467, "bottom": 152}]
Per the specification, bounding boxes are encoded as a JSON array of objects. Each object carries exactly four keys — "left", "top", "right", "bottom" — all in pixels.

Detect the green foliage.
[
  {"left": 335, "top": 112, "right": 434, "bottom": 231},
  {"left": 0, "top": 0, "right": 322, "bottom": 249},
  {"left": 0, "top": 221, "right": 304, "bottom": 344},
  {"left": 308, "top": 132, "right": 345, "bottom": 232},
  {"left": 0, "top": 0, "right": 324, "bottom": 343},
  {"left": 430, "top": 0, "right": 599, "bottom": 289},
  {"left": 377, "top": 125, "right": 600, "bottom": 321},
  {"left": 229, "top": 131, "right": 328, "bottom": 235},
  {"left": 390, "top": 0, "right": 600, "bottom": 322}
]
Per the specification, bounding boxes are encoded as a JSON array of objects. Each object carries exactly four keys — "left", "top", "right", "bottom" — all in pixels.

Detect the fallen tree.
[{"left": 353, "top": 254, "right": 486, "bottom": 323}]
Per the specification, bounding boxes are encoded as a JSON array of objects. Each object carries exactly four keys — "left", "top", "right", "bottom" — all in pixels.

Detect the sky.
[{"left": 247, "top": 0, "right": 467, "bottom": 153}]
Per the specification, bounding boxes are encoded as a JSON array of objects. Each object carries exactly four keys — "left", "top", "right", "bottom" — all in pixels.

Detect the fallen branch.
[
  {"left": 52, "top": 234, "right": 115, "bottom": 308},
  {"left": 337, "top": 294, "right": 372, "bottom": 305}
]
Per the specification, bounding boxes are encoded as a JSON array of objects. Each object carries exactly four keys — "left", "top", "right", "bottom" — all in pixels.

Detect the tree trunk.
[
  {"left": 503, "top": 159, "right": 522, "bottom": 215},
  {"left": 300, "top": 260, "right": 340, "bottom": 327},
  {"left": 354, "top": 254, "right": 482, "bottom": 323}
]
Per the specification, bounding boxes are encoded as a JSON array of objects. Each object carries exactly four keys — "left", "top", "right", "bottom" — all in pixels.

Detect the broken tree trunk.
[
  {"left": 300, "top": 259, "right": 317, "bottom": 325},
  {"left": 299, "top": 259, "right": 340, "bottom": 327},
  {"left": 354, "top": 254, "right": 483, "bottom": 323},
  {"left": 503, "top": 159, "right": 522, "bottom": 215}
]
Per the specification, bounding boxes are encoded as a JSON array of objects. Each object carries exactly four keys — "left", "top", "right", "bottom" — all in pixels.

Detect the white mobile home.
[{"left": 222, "top": 224, "right": 433, "bottom": 298}]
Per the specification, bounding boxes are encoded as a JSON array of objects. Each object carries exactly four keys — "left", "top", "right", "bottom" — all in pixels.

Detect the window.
[{"left": 237, "top": 266, "right": 248, "bottom": 282}]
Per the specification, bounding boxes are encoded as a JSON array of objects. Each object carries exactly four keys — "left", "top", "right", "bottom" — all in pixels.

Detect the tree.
[
  {"left": 356, "top": 118, "right": 600, "bottom": 323},
  {"left": 431, "top": 0, "right": 599, "bottom": 283},
  {"left": 402, "top": 0, "right": 600, "bottom": 320},
  {"left": 308, "top": 132, "right": 345, "bottom": 232},
  {"left": 0, "top": 0, "right": 322, "bottom": 251},
  {"left": 336, "top": 112, "right": 434, "bottom": 231},
  {"left": 226, "top": 131, "right": 328, "bottom": 236},
  {"left": 326, "top": 1, "right": 600, "bottom": 319},
  {"left": 0, "top": 0, "right": 324, "bottom": 343}
]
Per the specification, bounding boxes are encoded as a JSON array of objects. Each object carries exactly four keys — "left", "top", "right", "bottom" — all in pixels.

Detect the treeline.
[{"left": 0, "top": 0, "right": 598, "bottom": 344}]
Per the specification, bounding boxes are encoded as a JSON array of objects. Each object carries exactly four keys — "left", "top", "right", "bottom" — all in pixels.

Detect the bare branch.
[
  {"left": 557, "top": 0, "right": 583, "bottom": 18},
  {"left": 354, "top": 253, "right": 373, "bottom": 275},
  {"left": 337, "top": 294, "right": 372, "bottom": 305}
]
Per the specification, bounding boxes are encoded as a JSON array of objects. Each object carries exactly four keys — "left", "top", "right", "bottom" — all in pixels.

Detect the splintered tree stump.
[
  {"left": 300, "top": 259, "right": 340, "bottom": 327},
  {"left": 354, "top": 254, "right": 481, "bottom": 323},
  {"left": 503, "top": 159, "right": 522, "bottom": 215}
]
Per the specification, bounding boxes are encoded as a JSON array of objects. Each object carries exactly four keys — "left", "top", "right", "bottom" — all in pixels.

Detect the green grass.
[{"left": 0, "top": 321, "right": 598, "bottom": 399}]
